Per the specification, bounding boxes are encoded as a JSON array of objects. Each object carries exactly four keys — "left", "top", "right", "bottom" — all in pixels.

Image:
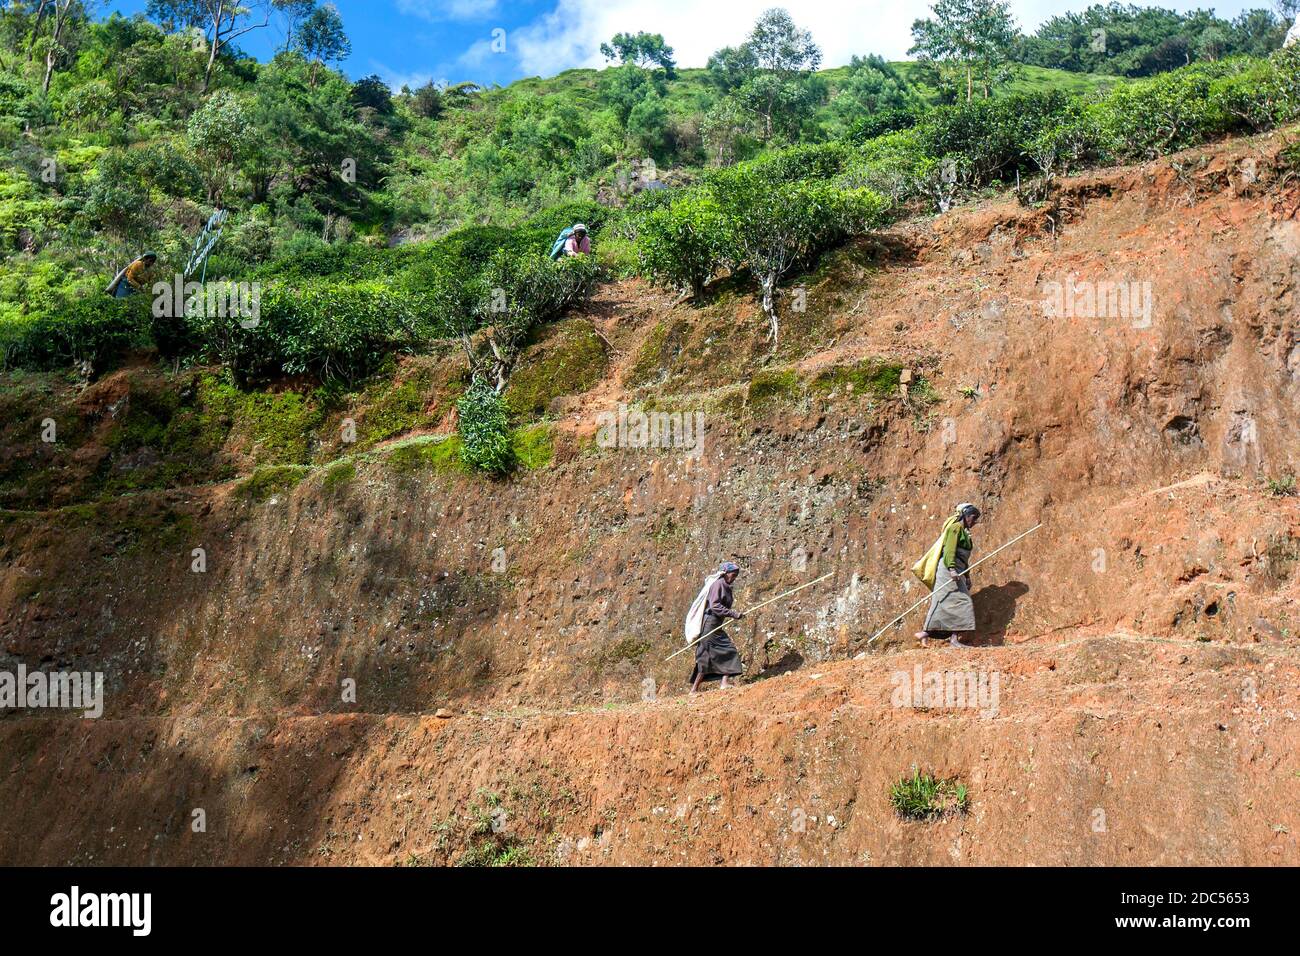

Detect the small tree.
[
  {"left": 705, "top": 44, "right": 759, "bottom": 92},
  {"left": 735, "top": 7, "right": 823, "bottom": 140},
  {"left": 409, "top": 81, "right": 444, "bottom": 118},
  {"left": 600, "top": 31, "right": 677, "bottom": 77},
  {"left": 351, "top": 74, "right": 394, "bottom": 115},
  {"left": 827, "top": 55, "right": 920, "bottom": 135},
  {"left": 271, "top": 0, "right": 315, "bottom": 53},
  {"left": 627, "top": 88, "right": 670, "bottom": 157},
  {"left": 35, "top": 0, "right": 86, "bottom": 93},
  {"left": 465, "top": 251, "right": 598, "bottom": 392},
  {"left": 910, "top": 0, "right": 1018, "bottom": 102},
  {"left": 147, "top": 0, "right": 272, "bottom": 92},
  {"left": 186, "top": 88, "right": 256, "bottom": 201},
  {"left": 709, "top": 168, "right": 885, "bottom": 342},
  {"left": 295, "top": 2, "right": 349, "bottom": 87},
  {"left": 637, "top": 193, "right": 730, "bottom": 297},
  {"left": 700, "top": 96, "right": 756, "bottom": 166},
  {"left": 747, "top": 7, "right": 822, "bottom": 74},
  {"left": 599, "top": 60, "right": 663, "bottom": 126}
]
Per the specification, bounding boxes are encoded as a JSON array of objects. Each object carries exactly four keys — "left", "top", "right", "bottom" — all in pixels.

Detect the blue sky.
[{"left": 107, "top": 1, "right": 1274, "bottom": 90}]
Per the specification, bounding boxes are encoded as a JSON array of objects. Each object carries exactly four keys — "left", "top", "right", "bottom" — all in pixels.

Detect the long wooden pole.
[
  {"left": 865, "top": 522, "right": 1042, "bottom": 645},
  {"left": 664, "top": 571, "right": 835, "bottom": 663}
]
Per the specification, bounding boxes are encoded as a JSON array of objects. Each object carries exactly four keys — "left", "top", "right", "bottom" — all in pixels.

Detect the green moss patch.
[
  {"left": 198, "top": 375, "right": 326, "bottom": 466},
  {"left": 503, "top": 319, "right": 608, "bottom": 420},
  {"left": 321, "top": 460, "right": 356, "bottom": 492},
  {"left": 811, "top": 359, "right": 905, "bottom": 397},
  {"left": 510, "top": 423, "right": 554, "bottom": 470},
  {"left": 384, "top": 435, "right": 467, "bottom": 475},
  {"left": 239, "top": 464, "right": 309, "bottom": 501},
  {"left": 359, "top": 370, "right": 435, "bottom": 446},
  {"left": 746, "top": 369, "right": 801, "bottom": 407},
  {"left": 351, "top": 356, "right": 467, "bottom": 450},
  {"left": 627, "top": 320, "right": 671, "bottom": 386},
  {"left": 95, "top": 373, "right": 327, "bottom": 497}
]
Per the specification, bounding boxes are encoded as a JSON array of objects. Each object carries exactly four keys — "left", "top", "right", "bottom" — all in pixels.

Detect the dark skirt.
[{"left": 688, "top": 614, "right": 744, "bottom": 684}]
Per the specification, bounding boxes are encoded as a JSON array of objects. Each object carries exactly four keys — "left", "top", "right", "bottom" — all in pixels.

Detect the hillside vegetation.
[
  {"left": 3, "top": 2, "right": 1300, "bottom": 868},
  {"left": 3, "top": 3, "right": 1300, "bottom": 475}
]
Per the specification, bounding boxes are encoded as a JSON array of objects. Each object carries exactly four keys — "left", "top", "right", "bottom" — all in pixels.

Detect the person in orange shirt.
[{"left": 109, "top": 251, "right": 158, "bottom": 298}]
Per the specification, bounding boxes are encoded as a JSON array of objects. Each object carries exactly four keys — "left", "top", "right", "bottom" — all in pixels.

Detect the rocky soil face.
[{"left": 1, "top": 132, "right": 1297, "bottom": 865}]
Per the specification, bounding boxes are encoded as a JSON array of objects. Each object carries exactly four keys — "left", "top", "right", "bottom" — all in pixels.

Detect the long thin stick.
[
  {"left": 665, "top": 571, "right": 835, "bottom": 662},
  {"left": 865, "top": 522, "right": 1042, "bottom": 645}
]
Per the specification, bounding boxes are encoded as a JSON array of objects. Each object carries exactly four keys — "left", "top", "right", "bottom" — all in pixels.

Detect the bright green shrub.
[
  {"left": 457, "top": 380, "right": 514, "bottom": 474},
  {"left": 434, "top": 225, "right": 538, "bottom": 268},
  {"left": 188, "top": 280, "right": 420, "bottom": 384},
  {"left": 397, "top": 257, "right": 479, "bottom": 341},
  {"left": 742, "top": 142, "right": 854, "bottom": 184},
  {"left": 708, "top": 164, "right": 887, "bottom": 340},
  {"left": 607, "top": 187, "right": 675, "bottom": 245},
  {"left": 836, "top": 128, "right": 930, "bottom": 205},
  {"left": 521, "top": 201, "right": 609, "bottom": 238},
  {"left": 1023, "top": 101, "right": 1108, "bottom": 180},
  {"left": 1091, "top": 67, "right": 1232, "bottom": 159},
  {"left": 0, "top": 295, "right": 152, "bottom": 371},
  {"left": 636, "top": 192, "right": 731, "bottom": 296},
  {"left": 915, "top": 90, "right": 1077, "bottom": 186},
  {"left": 1208, "top": 50, "right": 1300, "bottom": 133},
  {"left": 841, "top": 106, "right": 923, "bottom": 145},
  {"left": 465, "top": 249, "right": 599, "bottom": 389},
  {"left": 251, "top": 241, "right": 400, "bottom": 282},
  {"left": 0, "top": 169, "right": 65, "bottom": 249}
]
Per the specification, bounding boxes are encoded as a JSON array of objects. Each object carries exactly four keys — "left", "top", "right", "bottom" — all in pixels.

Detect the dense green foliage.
[
  {"left": 456, "top": 380, "right": 513, "bottom": 474},
  {"left": 637, "top": 45, "right": 1300, "bottom": 326},
  {"left": 1018, "top": 3, "right": 1288, "bottom": 76},
  {"left": 4, "top": 3, "right": 1300, "bottom": 476}
]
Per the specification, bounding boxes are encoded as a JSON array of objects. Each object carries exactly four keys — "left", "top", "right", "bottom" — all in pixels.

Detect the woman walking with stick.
[
  {"left": 689, "top": 562, "right": 746, "bottom": 694},
  {"left": 916, "top": 503, "right": 981, "bottom": 648}
]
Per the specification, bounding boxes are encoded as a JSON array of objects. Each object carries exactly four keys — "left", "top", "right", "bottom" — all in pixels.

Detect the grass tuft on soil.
[{"left": 889, "top": 768, "right": 969, "bottom": 821}]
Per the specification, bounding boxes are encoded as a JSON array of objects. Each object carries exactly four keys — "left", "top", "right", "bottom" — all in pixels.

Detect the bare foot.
[{"left": 949, "top": 635, "right": 965, "bottom": 648}]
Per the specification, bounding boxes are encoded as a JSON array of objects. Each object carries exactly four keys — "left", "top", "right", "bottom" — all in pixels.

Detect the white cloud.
[
  {"left": 396, "top": 0, "right": 500, "bottom": 23},
  {"left": 369, "top": 60, "right": 441, "bottom": 92},
  {"left": 505, "top": 0, "right": 1265, "bottom": 77},
  {"left": 458, "top": 37, "right": 498, "bottom": 70}
]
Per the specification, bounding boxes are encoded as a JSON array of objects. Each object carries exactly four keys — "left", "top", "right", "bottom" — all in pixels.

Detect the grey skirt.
[{"left": 923, "top": 569, "right": 975, "bottom": 633}]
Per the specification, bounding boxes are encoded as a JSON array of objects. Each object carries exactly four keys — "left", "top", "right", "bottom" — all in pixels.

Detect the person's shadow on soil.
[
  {"left": 752, "top": 649, "right": 805, "bottom": 681},
  {"left": 969, "top": 581, "right": 1030, "bottom": 646}
]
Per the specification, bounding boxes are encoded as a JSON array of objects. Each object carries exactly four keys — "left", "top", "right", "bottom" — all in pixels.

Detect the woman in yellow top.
[
  {"left": 110, "top": 251, "right": 158, "bottom": 298},
  {"left": 916, "top": 503, "right": 980, "bottom": 647}
]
